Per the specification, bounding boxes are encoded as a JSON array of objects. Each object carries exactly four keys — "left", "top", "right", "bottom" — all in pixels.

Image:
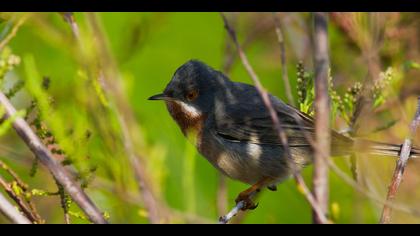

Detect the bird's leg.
[{"left": 235, "top": 177, "right": 273, "bottom": 211}]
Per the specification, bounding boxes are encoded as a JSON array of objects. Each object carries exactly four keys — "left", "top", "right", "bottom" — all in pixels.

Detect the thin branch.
[
  {"left": 284, "top": 88, "right": 420, "bottom": 220},
  {"left": 272, "top": 12, "right": 330, "bottom": 223},
  {"left": 311, "top": 12, "right": 331, "bottom": 224},
  {"left": 0, "top": 159, "right": 42, "bottom": 223},
  {"left": 92, "top": 176, "right": 214, "bottom": 224},
  {"left": 0, "top": 16, "right": 27, "bottom": 52},
  {"left": 61, "top": 12, "right": 163, "bottom": 223},
  {"left": 221, "top": 12, "right": 291, "bottom": 172},
  {"left": 327, "top": 154, "right": 420, "bottom": 218},
  {"left": 0, "top": 92, "right": 107, "bottom": 224},
  {"left": 380, "top": 96, "right": 420, "bottom": 224},
  {"left": 219, "top": 192, "right": 254, "bottom": 224},
  {"left": 61, "top": 13, "right": 81, "bottom": 39},
  {"left": 272, "top": 13, "right": 295, "bottom": 106},
  {"left": 0, "top": 160, "right": 28, "bottom": 192},
  {"left": 221, "top": 12, "right": 328, "bottom": 224},
  {"left": 216, "top": 175, "right": 228, "bottom": 218},
  {"left": 0, "top": 175, "right": 38, "bottom": 222},
  {"left": 83, "top": 12, "right": 163, "bottom": 223},
  {"left": 0, "top": 191, "right": 31, "bottom": 224},
  {"left": 222, "top": 14, "right": 277, "bottom": 74},
  {"left": 217, "top": 29, "right": 235, "bottom": 220}
]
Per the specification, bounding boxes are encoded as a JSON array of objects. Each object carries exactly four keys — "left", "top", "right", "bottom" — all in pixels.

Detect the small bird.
[{"left": 149, "top": 60, "right": 420, "bottom": 210}]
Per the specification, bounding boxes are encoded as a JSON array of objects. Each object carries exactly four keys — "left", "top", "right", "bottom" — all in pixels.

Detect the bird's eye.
[{"left": 186, "top": 90, "right": 198, "bottom": 101}]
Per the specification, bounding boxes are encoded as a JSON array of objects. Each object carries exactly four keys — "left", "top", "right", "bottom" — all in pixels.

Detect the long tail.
[{"left": 356, "top": 140, "right": 420, "bottom": 159}]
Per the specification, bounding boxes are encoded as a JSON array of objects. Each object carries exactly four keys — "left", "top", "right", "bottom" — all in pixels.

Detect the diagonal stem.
[
  {"left": 380, "top": 96, "right": 420, "bottom": 223},
  {"left": 0, "top": 191, "right": 31, "bottom": 224},
  {"left": 221, "top": 12, "right": 328, "bottom": 224},
  {"left": 0, "top": 92, "right": 107, "bottom": 224}
]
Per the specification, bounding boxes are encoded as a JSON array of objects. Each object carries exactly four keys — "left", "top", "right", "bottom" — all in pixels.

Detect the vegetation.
[{"left": 0, "top": 12, "right": 420, "bottom": 224}]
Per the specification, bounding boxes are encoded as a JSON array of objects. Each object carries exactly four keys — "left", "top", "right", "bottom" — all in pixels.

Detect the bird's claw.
[{"left": 235, "top": 192, "right": 259, "bottom": 211}]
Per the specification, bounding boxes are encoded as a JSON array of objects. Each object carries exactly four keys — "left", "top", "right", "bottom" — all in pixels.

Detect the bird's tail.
[{"left": 354, "top": 139, "right": 420, "bottom": 159}]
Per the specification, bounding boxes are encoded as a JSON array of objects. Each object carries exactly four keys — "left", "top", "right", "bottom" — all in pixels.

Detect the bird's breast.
[{"left": 165, "top": 101, "right": 206, "bottom": 146}]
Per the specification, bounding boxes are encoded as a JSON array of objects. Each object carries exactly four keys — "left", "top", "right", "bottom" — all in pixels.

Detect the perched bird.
[{"left": 149, "top": 60, "right": 420, "bottom": 210}]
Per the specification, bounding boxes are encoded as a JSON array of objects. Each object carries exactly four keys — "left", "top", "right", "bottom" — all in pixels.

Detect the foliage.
[{"left": 0, "top": 12, "right": 419, "bottom": 224}]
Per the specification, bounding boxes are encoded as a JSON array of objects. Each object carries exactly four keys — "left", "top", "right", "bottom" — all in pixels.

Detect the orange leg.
[{"left": 235, "top": 177, "right": 274, "bottom": 211}]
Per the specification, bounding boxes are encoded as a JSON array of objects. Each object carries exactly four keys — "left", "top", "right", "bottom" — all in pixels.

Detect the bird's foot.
[
  {"left": 234, "top": 177, "right": 274, "bottom": 211},
  {"left": 235, "top": 190, "right": 259, "bottom": 211}
]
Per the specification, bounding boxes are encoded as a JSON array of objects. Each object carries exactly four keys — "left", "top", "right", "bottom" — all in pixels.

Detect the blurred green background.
[{"left": 0, "top": 12, "right": 420, "bottom": 224}]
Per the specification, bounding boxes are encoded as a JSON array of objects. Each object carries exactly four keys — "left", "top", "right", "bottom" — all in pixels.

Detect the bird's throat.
[{"left": 165, "top": 101, "right": 206, "bottom": 145}]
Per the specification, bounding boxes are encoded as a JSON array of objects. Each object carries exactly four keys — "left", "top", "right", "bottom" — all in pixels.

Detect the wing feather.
[{"left": 213, "top": 84, "right": 352, "bottom": 153}]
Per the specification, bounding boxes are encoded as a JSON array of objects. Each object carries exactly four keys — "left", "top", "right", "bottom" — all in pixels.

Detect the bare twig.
[
  {"left": 219, "top": 192, "right": 255, "bottom": 224},
  {"left": 61, "top": 12, "right": 163, "bottom": 223},
  {"left": 0, "top": 191, "right": 31, "bottom": 224},
  {"left": 61, "top": 13, "right": 80, "bottom": 39},
  {"left": 272, "top": 13, "right": 295, "bottom": 106},
  {"left": 0, "top": 16, "right": 27, "bottom": 52},
  {"left": 216, "top": 175, "right": 228, "bottom": 217},
  {"left": 0, "top": 92, "right": 107, "bottom": 224},
  {"left": 0, "top": 160, "right": 28, "bottom": 191},
  {"left": 84, "top": 13, "right": 163, "bottom": 223},
  {"left": 311, "top": 12, "right": 331, "bottom": 224},
  {"left": 273, "top": 12, "right": 330, "bottom": 223},
  {"left": 222, "top": 14, "right": 277, "bottom": 74},
  {"left": 0, "top": 159, "right": 42, "bottom": 223},
  {"left": 380, "top": 96, "right": 420, "bottom": 223},
  {"left": 221, "top": 12, "right": 291, "bottom": 171},
  {"left": 221, "top": 12, "right": 328, "bottom": 224},
  {"left": 92, "top": 176, "right": 214, "bottom": 224},
  {"left": 0, "top": 175, "right": 38, "bottom": 222},
  {"left": 217, "top": 30, "right": 235, "bottom": 219},
  {"left": 284, "top": 89, "right": 420, "bottom": 220}
]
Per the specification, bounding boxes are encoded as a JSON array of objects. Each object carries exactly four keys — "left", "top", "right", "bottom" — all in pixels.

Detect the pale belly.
[{"left": 197, "top": 131, "right": 295, "bottom": 185}]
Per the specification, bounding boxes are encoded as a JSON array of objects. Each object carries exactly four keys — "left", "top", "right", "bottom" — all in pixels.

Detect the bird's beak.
[{"left": 148, "top": 93, "right": 172, "bottom": 101}]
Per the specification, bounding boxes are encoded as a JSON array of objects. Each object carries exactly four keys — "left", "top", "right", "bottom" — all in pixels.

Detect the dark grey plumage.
[{"left": 150, "top": 60, "right": 420, "bottom": 187}]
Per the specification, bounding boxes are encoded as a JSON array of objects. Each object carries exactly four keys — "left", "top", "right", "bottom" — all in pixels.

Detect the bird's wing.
[
  {"left": 214, "top": 92, "right": 316, "bottom": 146},
  {"left": 213, "top": 87, "right": 352, "bottom": 151}
]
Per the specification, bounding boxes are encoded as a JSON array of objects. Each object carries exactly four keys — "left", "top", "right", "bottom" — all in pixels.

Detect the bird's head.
[{"left": 149, "top": 60, "right": 229, "bottom": 120}]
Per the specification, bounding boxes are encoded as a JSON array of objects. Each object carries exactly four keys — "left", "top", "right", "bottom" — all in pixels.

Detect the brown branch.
[
  {"left": 0, "top": 92, "right": 107, "bottom": 224},
  {"left": 0, "top": 160, "right": 28, "bottom": 192},
  {"left": 221, "top": 12, "right": 328, "bottom": 224},
  {"left": 271, "top": 14, "right": 329, "bottom": 221},
  {"left": 0, "top": 16, "right": 27, "bottom": 52},
  {"left": 0, "top": 191, "right": 31, "bottom": 224},
  {"left": 380, "top": 96, "right": 420, "bottom": 224},
  {"left": 327, "top": 153, "right": 420, "bottom": 218},
  {"left": 272, "top": 13, "right": 295, "bottom": 106},
  {"left": 283, "top": 83, "right": 420, "bottom": 220},
  {"left": 0, "top": 159, "right": 42, "bottom": 223},
  {"left": 0, "top": 175, "right": 38, "bottom": 222},
  {"left": 311, "top": 12, "right": 331, "bottom": 224}
]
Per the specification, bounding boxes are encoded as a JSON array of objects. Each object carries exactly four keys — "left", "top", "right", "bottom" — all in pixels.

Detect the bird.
[{"left": 148, "top": 59, "right": 420, "bottom": 211}]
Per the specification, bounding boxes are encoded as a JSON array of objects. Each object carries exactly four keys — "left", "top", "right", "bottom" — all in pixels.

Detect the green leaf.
[
  {"left": 0, "top": 108, "right": 26, "bottom": 136},
  {"left": 403, "top": 60, "right": 420, "bottom": 70}
]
